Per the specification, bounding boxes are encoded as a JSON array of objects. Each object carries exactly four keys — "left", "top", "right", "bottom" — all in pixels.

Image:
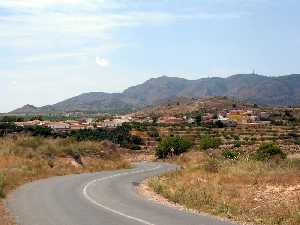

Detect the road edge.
[{"left": 137, "top": 179, "right": 251, "bottom": 225}]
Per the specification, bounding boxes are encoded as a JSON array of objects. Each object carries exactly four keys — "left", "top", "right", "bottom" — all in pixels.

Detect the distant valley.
[{"left": 10, "top": 74, "right": 300, "bottom": 114}]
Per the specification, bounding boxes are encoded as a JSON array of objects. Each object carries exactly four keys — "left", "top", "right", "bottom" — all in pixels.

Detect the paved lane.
[{"left": 7, "top": 162, "right": 237, "bottom": 225}]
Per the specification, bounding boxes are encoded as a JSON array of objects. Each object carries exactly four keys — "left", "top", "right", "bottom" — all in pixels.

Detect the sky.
[{"left": 1, "top": 0, "right": 300, "bottom": 112}]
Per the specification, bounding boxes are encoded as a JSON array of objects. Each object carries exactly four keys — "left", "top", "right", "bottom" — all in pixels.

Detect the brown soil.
[{"left": 0, "top": 201, "right": 15, "bottom": 225}]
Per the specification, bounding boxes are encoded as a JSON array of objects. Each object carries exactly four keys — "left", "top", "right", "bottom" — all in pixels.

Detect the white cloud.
[
  {"left": 0, "top": 0, "right": 249, "bottom": 65},
  {"left": 11, "top": 81, "right": 18, "bottom": 86},
  {"left": 96, "top": 57, "right": 111, "bottom": 67}
]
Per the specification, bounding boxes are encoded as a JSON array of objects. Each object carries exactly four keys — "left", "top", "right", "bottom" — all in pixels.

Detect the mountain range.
[{"left": 11, "top": 74, "right": 300, "bottom": 114}]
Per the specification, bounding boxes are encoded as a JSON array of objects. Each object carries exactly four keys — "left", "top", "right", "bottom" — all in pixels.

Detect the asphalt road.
[{"left": 7, "top": 162, "right": 237, "bottom": 225}]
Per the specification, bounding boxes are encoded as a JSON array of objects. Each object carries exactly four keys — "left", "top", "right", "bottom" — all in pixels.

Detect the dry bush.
[
  {"left": 0, "top": 135, "right": 130, "bottom": 198},
  {"left": 150, "top": 151, "right": 300, "bottom": 225}
]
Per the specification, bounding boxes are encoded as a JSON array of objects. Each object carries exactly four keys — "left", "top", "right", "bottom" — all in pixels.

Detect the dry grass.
[
  {"left": 0, "top": 135, "right": 130, "bottom": 197},
  {"left": 0, "top": 201, "right": 15, "bottom": 225},
  {"left": 149, "top": 151, "right": 300, "bottom": 225},
  {"left": 0, "top": 135, "right": 132, "bottom": 225}
]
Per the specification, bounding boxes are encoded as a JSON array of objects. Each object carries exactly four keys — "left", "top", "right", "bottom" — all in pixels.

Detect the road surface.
[{"left": 7, "top": 162, "right": 237, "bottom": 225}]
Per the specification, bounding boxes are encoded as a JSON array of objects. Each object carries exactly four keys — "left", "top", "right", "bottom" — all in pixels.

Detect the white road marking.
[{"left": 83, "top": 165, "right": 162, "bottom": 225}]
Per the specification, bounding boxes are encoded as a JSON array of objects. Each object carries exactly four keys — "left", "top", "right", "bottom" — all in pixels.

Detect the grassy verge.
[
  {"left": 0, "top": 135, "right": 131, "bottom": 197},
  {"left": 0, "top": 135, "right": 132, "bottom": 225},
  {"left": 148, "top": 151, "right": 300, "bottom": 225}
]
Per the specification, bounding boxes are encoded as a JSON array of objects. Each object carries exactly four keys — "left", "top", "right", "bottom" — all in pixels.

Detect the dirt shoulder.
[
  {"left": 139, "top": 151, "right": 300, "bottom": 225},
  {"left": 0, "top": 135, "right": 147, "bottom": 225},
  {"left": 138, "top": 178, "right": 252, "bottom": 225},
  {"left": 138, "top": 179, "right": 198, "bottom": 213},
  {"left": 0, "top": 201, "right": 15, "bottom": 225}
]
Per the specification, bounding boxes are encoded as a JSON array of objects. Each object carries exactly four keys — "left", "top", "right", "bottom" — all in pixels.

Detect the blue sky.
[{"left": 1, "top": 0, "right": 300, "bottom": 112}]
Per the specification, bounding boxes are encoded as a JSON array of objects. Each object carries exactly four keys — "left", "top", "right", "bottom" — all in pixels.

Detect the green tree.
[
  {"left": 0, "top": 173, "right": 5, "bottom": 198},
  {"left": 156, "top": 136, "right": 193, "bottom": 159},
  {"left": 30, "top": 116, "right": 44, "bottom": 121},
  {"left": 1, "top": 116, "right": 17, "bottom": 122},
  {"left": 195, "top": 113, "right": 202, "bottom": 126},
  {"left": 254, "top": 143, "right": 286, "bottom": 161},
  {"left": 199, "top": 135, "right": 222, "bottom": 150},
  {"left": 295, "top": 139, "right": 300, "bottom": 145}
]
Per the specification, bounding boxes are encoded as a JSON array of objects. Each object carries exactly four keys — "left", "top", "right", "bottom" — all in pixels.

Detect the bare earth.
[{"left": 0, "top": 201, "right": 15, "bottom": 225}]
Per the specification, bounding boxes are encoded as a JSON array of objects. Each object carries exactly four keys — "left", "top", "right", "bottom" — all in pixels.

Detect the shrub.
[
  {"left": 223, "top": 150, "right": 239, "bottom": 160},
  {"left": 294, "top": 139, "right": 300, "bottom": 145},
  {"left": 69, "top": 124, "right": 143, "bottom": 149},
  {"left": 223, "top": 134, "right": 230, "bottom": 139},
  {"left": 233, "top": 141, "right": 242, "bottom": 148},
  {"left": 148, "top": 177, "right": 164, "bottom": 194},
  {"left": 130, "top": 135, "right": 144, "bottom": 145},
  {"left": 231, "top": 134, "right": 240, "bottom": 140},
  {"left": 147, "top": 127, "right": 160, "bottom": 138},
  {"left": 24, "top": 126, "right": 53, "bottom": 137},
  {"left": 155, "top": 136, "right": 193, "bottom": 159},
  {"left": 288, "top": 131, "right": 299, "bottom": 139},
  {"left": 0, "top": 173, "right": 5, "bottom": 198},
  {"left": 195, "top": 113, "right": 202, "bottom": 126},
  {"left": 199, "top": 135, "right": 222, "bottom": 150},
  {"left": 155, "top": 137, "right": 162, "bottom": 142},
  {"left": 214, "top": 120, "right": 224, "bottom": 128},
  {"left": 0, "top": 122, "right": 23, "bottom": 136},
  {"left": 16, "top": 136, "right": 43, "bottom": 149},
  {"left": 254, "top": 143, "right": 286, "bottom": 161},
  {"left": 130, "top": 144, "right": 141, "bottom": 150}
]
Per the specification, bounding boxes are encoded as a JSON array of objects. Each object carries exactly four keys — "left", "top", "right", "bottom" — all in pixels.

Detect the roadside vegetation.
[
  {"left": 0, "top": 135, "right": 131, "bottom": 199},
  {"left": 0, "top": 134, "right": 135, "bottom": 225},
  {"left": 0, "top": 122, "right": 144, "bottom": 150},
  {"left": 155, "top": 136, "right": 192, "bottom": 159},
  {"left": 149, "top": 143, "right": 300, "bottom": 225}
]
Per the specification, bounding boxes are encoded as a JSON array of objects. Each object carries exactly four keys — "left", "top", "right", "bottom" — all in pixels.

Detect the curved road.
[{"left": 7, "top": 162, "right": 237, "bottom": 225}]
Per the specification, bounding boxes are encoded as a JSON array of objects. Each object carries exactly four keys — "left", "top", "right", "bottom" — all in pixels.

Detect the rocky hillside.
[
  {"left": 131, "top": 96, "right": 253, "bottom": 117},
  {"left": 10, "top": 74, "right": 300, "bottom": 114},
  {"left": 123, "top": 74, "right": 300, "bottom": 106}
]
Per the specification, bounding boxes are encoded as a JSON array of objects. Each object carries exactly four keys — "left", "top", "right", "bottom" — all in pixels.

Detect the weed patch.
[
  {"left": 0, "top": 173, "right": 5, "bottom": 198},
  {"left": 199, "top": 135, "right": 222, "bottom": 150},
  {"left": 149, "top": 151, "right": 300, "bottom": 225},
  {"left": 254, "top": 143, "right": 286, "bottom": 161}
]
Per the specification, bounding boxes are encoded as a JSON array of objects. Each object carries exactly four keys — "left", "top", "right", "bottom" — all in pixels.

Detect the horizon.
[{"left": 1, "top": 0, "right": 300, "bottom": 112}]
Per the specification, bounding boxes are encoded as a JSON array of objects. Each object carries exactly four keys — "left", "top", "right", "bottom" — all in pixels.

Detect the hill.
[
  {"left": 123, "top": 74, "right": 300, "bottom": 107},
  {"left": 11, "top": 104, "right": 39, "bottom": 114},
  {"left": 131, "top": 96, "right": 254, "bottom": 117},
  {"left": 10, "top": 74, "right": 300, "bottom": 114}
]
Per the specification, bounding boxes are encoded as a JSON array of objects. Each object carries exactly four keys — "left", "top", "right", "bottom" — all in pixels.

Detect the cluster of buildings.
[
  {"left": 98, "top": 115, "right": 195, "bottom": 126},
  {"left": 221, "top": 109, "right": 271, "bottom": 125},
  {"left": 15, "top": 120, "right": 94, "bottom": 132},
  {"left": 152, "top": 110, "right": 271, "bottom": 127},
  {"left": 205, "top": 109, "right": 271, "bottom": 126},
  {"left": 156, "top": 116, "right": 195, "bottom": 124},
  {"left": 13, "top": 109, "right": 272, "bottom": 132},
  {"left": 14, "top": 116, "right": 133, "bottom": 132}
]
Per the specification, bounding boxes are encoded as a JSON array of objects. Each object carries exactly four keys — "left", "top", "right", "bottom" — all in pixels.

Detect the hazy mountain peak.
[
  {"left": 228, "top": 74, "right": 266, "bottom": 79},
  {"left": 9, "top": 74, "right": 300, "bottom": 114},
  {"left": 11, "top": 104, "right": 38, "bottom": 114}
]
